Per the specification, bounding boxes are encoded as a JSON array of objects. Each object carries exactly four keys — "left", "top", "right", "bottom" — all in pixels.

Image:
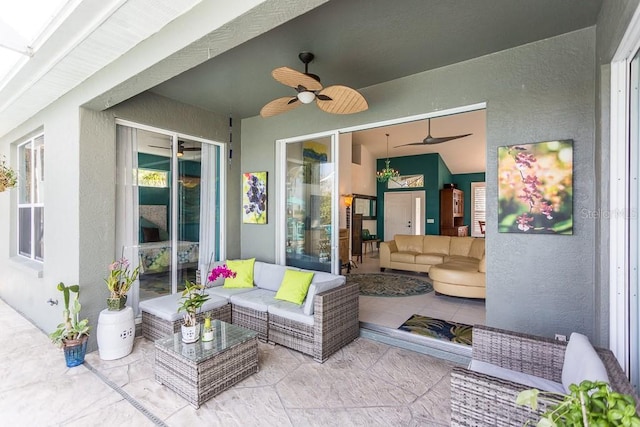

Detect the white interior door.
[{"left": 384, "top": 191, "right": 425, "bottom": 239}]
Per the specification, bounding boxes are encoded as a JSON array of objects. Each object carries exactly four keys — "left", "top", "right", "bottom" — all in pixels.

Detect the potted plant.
[
  {"left": 49, "top": 282, "right": 91, "bottom": 367},
  {"left": 177, "top": 265, "right": 235, "bottom": 343},
  {"left": 0, "top": 156, "right": 17, "bottom": 193},
  {"left": 104, "top": 257, "right": 139, "bottom": 310},
  {"left": 517, "top": 380, "right": 640, "bottom": 426},
  {"left": 177, "top": 280, "right": 209, "bottom": 343}
]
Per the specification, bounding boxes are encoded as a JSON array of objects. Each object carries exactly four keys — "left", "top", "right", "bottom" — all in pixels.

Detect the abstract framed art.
[
  {"left": 498, "top": 140, "right": 573, "bottom": 234},
  {"left": 242, "top": 171, "right": 267, "bottom": 224}
]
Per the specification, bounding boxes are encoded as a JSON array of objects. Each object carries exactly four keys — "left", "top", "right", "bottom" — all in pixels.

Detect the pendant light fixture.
[{"left": 376, "top": 133, "right": 400, "bottom": 182}]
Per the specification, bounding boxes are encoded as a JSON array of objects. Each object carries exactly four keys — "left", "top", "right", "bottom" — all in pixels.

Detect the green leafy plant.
[
  {"left": 0, "top": 156, "right": 17, "bottom": 193},
  {"left": 177, "top": 280, "right": 210, "bottom": 327},
  {"left": 104, "top": 257, "right": 139, "bottom": 299},
  {"left": 517, "top": 380, "right": 640, "bottom": 426},
  {"left": 49, "top": 282, "right": 90, "bottom": 346}
]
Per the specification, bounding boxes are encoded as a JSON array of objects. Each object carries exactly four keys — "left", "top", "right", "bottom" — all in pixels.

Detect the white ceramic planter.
[{"left": 181, "top": 323, "right": 200, "bottom": 343}]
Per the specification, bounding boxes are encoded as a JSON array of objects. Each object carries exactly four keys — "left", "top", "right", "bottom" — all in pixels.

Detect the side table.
[
  {"left": 97, "top": 306, "right": 135, "bottom": 360},
  {"left": 155, "top": 320, "right": 258, "bottom": 408}
]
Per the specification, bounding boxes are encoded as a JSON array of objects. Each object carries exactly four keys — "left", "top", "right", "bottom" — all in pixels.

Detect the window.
[
  {"left": 138, "top": 168, "right": 168, "bottom": 187},
  {"left": 17, "top": 134, "right": 45, "bottom": 261},
  {"left": 471, "top": 182, "right": 486, "bottom": 237}
]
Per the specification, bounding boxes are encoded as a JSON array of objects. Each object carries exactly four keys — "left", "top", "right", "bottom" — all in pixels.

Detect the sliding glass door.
[
  {"left": 279, "top": 133, "right": 338, "bottom": 273},
  {"left": 116, "top": 122, "right": 225, "bottom": 314}
]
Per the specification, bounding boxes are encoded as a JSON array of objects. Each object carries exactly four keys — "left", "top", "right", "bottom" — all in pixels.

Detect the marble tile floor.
[
  {"left": 352, "top": 252, "right": 486, "bottom": 329},
  {"left": 0, "top": 298, "right": 459, "bottom": 426}
]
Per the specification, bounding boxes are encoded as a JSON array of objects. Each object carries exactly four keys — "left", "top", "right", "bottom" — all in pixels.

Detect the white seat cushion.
[
  {"left": 268, "top": 299, "right": 314, "bottom": 326},
  {"left": 562, "top": 332, "right": 609, "bottom": 393},
  {"left": 254, "top": 261, "right": 289, "bottom": 292},
  {"left": 206, "top": 285, "right": 255, "bottom": 301},
  {"left": 229, "top": 289, "right": 276, "bottom": 312},
  {"left": 301, "top": 274, "right": 345, "bottom": 316},
  {"left": 139, "top": 292, "right": 228, "bottom": 322},
  {"left": 469, "top": 359, "right": 565, "bottom": 394}
]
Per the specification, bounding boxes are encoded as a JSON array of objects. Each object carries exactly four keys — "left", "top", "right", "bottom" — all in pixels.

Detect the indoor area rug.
[
  {"left": 398, "top": 314, "right": 473, "bottom": 346},
  {"left": 348, "top": 273, "right": 433, "bottom": 297}
]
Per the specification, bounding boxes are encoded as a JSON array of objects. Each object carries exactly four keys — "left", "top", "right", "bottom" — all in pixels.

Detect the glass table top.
[{"left": 155, "top": 320, "right": 257, "bottom": 363}]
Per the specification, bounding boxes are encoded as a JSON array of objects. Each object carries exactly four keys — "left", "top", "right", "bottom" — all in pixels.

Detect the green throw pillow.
[
  {"left": 275, "top": 269, "right": 314, "bottom": 305},
  {"left": 223, "top": 258, "right": 256, "bottom": 288}
]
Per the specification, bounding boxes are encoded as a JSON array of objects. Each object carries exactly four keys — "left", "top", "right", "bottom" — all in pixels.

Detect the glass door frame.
[
  {"left": 275, "top": 130, "right": 341, "bottom": 274},
  {"left": 115, "top": 119, "right": 226, "bottom": 296}
]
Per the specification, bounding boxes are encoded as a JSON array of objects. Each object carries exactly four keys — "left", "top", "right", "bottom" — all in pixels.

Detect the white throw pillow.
[{"left": 561, "top": 332, "right": 609, "bottom": 393}]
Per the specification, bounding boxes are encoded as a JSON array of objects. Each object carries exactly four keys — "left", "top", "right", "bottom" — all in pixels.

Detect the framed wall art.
[
  {"left": 242, "top": 171, "right": 267, "bottom": 224},
  {"left": 498, "top": 139, "right": 573, "bottom": 234}
]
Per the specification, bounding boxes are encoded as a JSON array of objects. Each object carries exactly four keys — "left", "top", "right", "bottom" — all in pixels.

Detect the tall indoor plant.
[
  {"left": 49, "top": 282, "right": 91, "bottom": 367},
  {"left": 104, "top": 257, "right": 139, "bottom": 310}
]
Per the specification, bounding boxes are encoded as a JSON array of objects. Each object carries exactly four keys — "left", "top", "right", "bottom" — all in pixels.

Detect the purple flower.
[
  {"left": 208, "top": 265, "right": 236, "bottom": 283},
  {"left": 540, "top": 201, "right": 554, "bottom": 219},
  {"left": 515, "top": 152, "right": 536, "bottom": 170},
  {"left": 516, "top": 213, "right": 534, "bottom": 232}
]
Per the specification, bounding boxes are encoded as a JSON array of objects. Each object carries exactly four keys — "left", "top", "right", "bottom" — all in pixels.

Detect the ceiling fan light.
[{"left": 297, "top": 91, "right": 316, "bottom": 104}]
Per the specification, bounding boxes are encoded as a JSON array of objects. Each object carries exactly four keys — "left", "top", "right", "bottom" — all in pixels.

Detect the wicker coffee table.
[{"left": 154, "top": 320, "right": 258, "bottom": 408}]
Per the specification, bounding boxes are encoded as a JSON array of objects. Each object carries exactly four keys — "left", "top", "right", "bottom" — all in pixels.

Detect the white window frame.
[
  {"left": 17, "top": 133, "right": 45, "bottom": 262},
  {"left": 610, "top": 4, "right": 640, "bottom": 388},
  {"left": 471, "top": 182, "right": 486, "bottom": 237}
]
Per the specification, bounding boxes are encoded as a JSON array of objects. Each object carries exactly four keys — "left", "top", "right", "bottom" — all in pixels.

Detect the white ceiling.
[{"left": 351, "top": 109, "right": 486, "bottom": 174}]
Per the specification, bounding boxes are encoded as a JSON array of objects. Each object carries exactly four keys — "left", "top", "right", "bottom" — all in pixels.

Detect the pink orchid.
[
  {"left": 208, "top": 265, "right": 236, "bottom": 283},
  {"left": 540, "top": 201, "right": 554, "bottom": 219},
  {"left": 516, "top": 213, "right": 534, "bottom": 232}
]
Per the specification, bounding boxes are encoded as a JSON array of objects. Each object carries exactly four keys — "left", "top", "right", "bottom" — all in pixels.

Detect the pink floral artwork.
[{"left": 498, "top": 140, "right": 573, "bottom": 234}]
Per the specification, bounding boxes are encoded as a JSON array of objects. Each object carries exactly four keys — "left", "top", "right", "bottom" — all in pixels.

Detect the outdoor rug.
[
  {"left": 398, "top": 314, "right": 473, "bottom": 346},
  {"left": 348, "top": 273, "right": 433, "bottom": 297}
]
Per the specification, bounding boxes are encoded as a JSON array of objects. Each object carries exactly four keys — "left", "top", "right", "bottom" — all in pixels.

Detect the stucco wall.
[{"left": 241, "top": 28, "right": 598, "bottom": 341}]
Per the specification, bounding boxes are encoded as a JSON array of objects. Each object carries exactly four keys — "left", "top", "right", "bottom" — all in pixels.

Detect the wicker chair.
[{"left": 451, "top": 325, "right": 639, "bottom": 426}]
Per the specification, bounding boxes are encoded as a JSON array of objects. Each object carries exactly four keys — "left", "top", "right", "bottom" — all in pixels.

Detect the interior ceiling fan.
[
  {"left": 149, "top": 140, "right": 201, "bottom": 157},
  {"left": 260, "top": 52, "right": 368, "bottom": 118},
  {"left": 395, "top": 118, "right": 472, "bottom": 147}
]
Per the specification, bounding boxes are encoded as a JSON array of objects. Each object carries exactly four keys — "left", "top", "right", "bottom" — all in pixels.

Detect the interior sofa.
[
  {"left": 451, "top": 325, "right": 639, "bottom": 426},
  {"left": 140, "top": 260, "right": 360, "bottom": 363},
  {"left": 379, "top": 234, "right": 485, "bottom": 298}
]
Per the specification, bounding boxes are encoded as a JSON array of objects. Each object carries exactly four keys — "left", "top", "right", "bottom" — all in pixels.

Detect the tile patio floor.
[{"left": 0, "top": 298, "right": 459, "bottom": 426}]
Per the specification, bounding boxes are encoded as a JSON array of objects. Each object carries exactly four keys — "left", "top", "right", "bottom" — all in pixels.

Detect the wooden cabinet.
[
  {"left": 352, "top": 214, "right": 363, "bottom": 262},
  {"left": 440, "top": 188, "right": 468, "bottom": 236},
  {"left": 339, "top": 229, "right": 349, "bottom": 265}
]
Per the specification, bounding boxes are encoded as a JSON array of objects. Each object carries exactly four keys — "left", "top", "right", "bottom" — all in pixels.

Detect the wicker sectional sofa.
[
  {"left": 451, "top": 325, "right": 639, "bottom": 426},
  {"left": 140, "top": 261, "right": 360, "bottom": 363}
]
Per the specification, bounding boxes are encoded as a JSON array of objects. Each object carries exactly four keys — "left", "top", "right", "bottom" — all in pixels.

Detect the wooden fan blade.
[
  {"left": 316, "top": 85, "right": 368, "bottom": 115},
  {"left": 260, "top": 97, "right": 300, "bottom": 117},
  {"left": 272, "top": 67, "right": 323, "bottom": 91}
]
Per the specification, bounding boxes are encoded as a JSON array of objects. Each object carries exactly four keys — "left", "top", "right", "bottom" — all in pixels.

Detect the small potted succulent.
[
  {"left": 0, "top": 156, "right": 17, "bottom": 193},
  {"left": 104, "top": 257, "right": 139, "bottom": 310},
  {"left": 177, "top": 265, "right": 235, "bottom": 343},
  {"left": 49, "top": 282, "right": 91, "bottom": 367}
]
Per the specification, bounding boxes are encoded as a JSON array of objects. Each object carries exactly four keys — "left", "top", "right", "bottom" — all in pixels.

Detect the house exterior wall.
[
  {"left": 241, "top": 28, "right": 600, "bottom": 342},
  {"left": 0, "top": 92, "right": 237, "bottom": 351}
]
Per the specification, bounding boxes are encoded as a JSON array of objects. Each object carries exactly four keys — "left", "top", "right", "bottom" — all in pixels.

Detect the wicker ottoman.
[
  {"left": 155, "top": 320, "right": 258, "bottom": 408},
  {"left": 140, "top": 292, "right": 231, "bottom": 341}
]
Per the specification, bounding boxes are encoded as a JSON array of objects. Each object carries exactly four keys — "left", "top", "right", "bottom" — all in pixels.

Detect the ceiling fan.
[
  {"left": 260, "top": 52, "right": 368, "bottom": 117},
  {"left": 395, "top": 119, "right": 472, "bottom": 147},
  {"left": 149, "top": 141, "right": 201, "bottom": 157}
]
